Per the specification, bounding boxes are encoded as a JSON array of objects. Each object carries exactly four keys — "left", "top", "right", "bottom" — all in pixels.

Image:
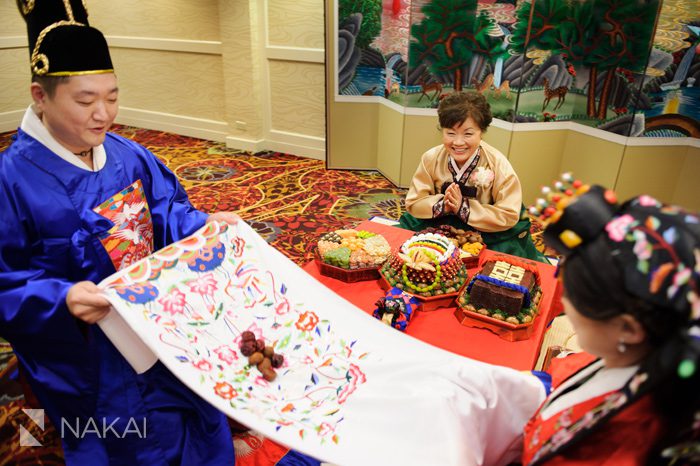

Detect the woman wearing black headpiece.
[{"left": 522, "top": 186, "right": 700, "bottom": 465}]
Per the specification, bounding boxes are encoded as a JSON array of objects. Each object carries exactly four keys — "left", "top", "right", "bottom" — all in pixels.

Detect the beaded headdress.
[
  {"left": 17, "top": 0, "right": 113, "bottom": 76},
  {"left": 531, "top": 173, "right": 700, "bottom": 378}
]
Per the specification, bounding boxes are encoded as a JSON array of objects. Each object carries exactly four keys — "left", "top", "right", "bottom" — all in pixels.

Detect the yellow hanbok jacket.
[{"left": 405, "top": 141, "right": 521, "bottom": 233}]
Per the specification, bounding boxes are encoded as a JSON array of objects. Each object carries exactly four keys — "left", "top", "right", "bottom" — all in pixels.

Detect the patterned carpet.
[
  {"left": 105, "top": 126, "right": 410, "bottom": 266},
  {"left": 0, "top": 125, "right": 550, "bottom": 464}
]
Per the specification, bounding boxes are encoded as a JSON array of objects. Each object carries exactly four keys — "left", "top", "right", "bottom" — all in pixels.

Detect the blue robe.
[{"left": 0, "top": 129, "right": 234, "bottom": 465}]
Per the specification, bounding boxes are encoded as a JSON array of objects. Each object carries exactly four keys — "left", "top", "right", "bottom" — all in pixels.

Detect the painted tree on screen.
[
  {"left": 339, "top": 0, "right": 382, "bottom": 49},
  {"left": 510, "top": 0, "right": 658, "bottom": 119},
  {"left": 587, "top": 0, "right": 659, "bottom": 119},
  {"left": 409, "top": 0, "right": 505, "bottom": 92}
]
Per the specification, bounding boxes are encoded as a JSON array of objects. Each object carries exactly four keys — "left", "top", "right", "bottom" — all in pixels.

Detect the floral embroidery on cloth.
[
  {"left": 604, "top": 195, "right": 700, "bottom": 314},
  {"left": 100, "top": 222, "right": 367, "bottom": 447},
  {"left": 94, "top": 180, "right": 154, "bottom": 271},
  {"left": 99, "top": 221, "right": 546, "bottom": 465}
]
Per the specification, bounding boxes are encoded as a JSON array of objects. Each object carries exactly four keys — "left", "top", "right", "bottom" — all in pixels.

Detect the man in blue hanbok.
[{"left": 0, "top": 1, "right": 239, "bottom": 464}]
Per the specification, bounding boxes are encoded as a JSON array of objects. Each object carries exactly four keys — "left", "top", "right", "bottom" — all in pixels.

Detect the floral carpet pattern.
[
  {"left": 115, "top": 126, "right": 409, "bottom": 266},
  {"left": 0, "top": 126, "right": 548, "bottom": 464}
]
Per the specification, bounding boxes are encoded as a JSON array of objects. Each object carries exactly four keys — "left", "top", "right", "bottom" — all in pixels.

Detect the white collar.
[
  {"left": 449, "top": 146, "right": 480, "bottom": 181},
  {"left": 540, "top": 360, "right": 638, "bottom": 420},
  {"left": 20, "top": 105, "right": 107, "bottom": 172}
]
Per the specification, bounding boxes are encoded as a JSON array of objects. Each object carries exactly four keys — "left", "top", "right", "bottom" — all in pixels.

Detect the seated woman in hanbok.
[
  {"left": 522, "top": 185, "right": 700, "bottom": 465},
  {"left": 398, "top": 91, "right": 545, "bottom": 261}
]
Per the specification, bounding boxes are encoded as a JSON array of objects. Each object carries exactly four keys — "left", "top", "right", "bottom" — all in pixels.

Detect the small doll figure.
[{"left": 373, "top": 288, "right": 421, "bottom": 331}]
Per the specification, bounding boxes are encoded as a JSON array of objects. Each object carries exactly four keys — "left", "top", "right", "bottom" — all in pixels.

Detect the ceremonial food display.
[
  {"left": 316, "top": 229, "right": 391, "bottom": 282},
  {"left": 457, "top": 257, "right": 542, "bottom": 326},
  {"left": 418, "top": 225, "right": 486, "bottom": 267},
  {"left": 379, "top": 232, "right": 468, "bottom": 298}
]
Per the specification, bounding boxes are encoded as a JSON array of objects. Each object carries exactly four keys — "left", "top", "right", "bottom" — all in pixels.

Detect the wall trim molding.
[
  {"left": 626, "top": 135, "right": 700, "bottom": 148},
  {"left": 0, "top": 36, "right": 27, "bottom": 49},
  {"left": 105, "top": 36, "right": 222, "bottom": 55},
  {"left": 116, "top": 107, "right": 229, "bottom": 142},
  {"left": 264, "top": 139, "right": 325, "bottom": 161},
  {"left": 268, "top": 129, "right": 324, "bottom": 149},
  {"left": 267, "top": 129, "right": 325, "bottom": 160},
  {"left": 225, "top": 136, "right": 265, "bottom": 153},
  {"left": 511, "top": 120, "right": 630, "bottom": 145},
  {"left": 225, "top": 133, "right": 325, "bottom": 160},
  {"left": 266, "top": 45, "right": 324, "bottom": 63},
  {"left": 0, "top": 109, "right": 24, "bottom": 132}
]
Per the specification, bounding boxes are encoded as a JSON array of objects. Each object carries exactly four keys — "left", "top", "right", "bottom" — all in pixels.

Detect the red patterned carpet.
[
  {"left": 0, "top": 126, "right": 549, "bottom": 464},
  {"left": 105, "top": 126, "right": 410, "bottom": 266}
]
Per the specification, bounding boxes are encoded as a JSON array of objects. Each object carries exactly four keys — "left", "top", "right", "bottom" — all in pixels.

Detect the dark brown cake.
[{"left": 468, "top": 260, "right": 537, "bottom": 316}]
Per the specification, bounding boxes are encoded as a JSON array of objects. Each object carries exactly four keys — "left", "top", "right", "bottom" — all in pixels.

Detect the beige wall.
[
  {"left": 673, "top": 145, "right": 700, "bottom": 210},
  {"left": 509, "top": 129, "right": 568, "bottom": 205},
  {"left": 0, "top": 0, "right": 325, "bottom": 159},
  {"left": 376, "top": 104, "right": 405, "bottom": 183},
  {"left": 0, "top": 1, "right": 31, "bottom": 129},
  {"left": 327, "top": 97, "right": 700, "bottom": 211}
]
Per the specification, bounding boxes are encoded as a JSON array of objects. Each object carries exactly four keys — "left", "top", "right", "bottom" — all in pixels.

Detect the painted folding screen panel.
[{"left": 337, "top": 0, "right": 699, "bottom": 138}]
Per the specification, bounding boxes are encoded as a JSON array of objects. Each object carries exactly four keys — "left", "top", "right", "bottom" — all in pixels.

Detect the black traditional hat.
[{"left": 17, "top": 0, "right": 113, "bottom": 76}]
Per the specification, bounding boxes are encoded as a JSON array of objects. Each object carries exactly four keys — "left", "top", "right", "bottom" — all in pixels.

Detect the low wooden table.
[{"left": 303, "top": 220, "right": 563, "bottom": 370}]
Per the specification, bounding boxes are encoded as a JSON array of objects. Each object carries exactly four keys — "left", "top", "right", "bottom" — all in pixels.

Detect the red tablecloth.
[{"left": 303, "top": 220, "right": 563, "bottom": 370}]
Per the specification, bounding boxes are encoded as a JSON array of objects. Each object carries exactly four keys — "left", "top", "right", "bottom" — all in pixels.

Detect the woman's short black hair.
[{"left": 437, "top": 91, "right": 492, "bottom": 131}]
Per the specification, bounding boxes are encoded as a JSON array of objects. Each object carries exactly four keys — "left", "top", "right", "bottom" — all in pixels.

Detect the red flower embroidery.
[
  {"left": 158, "top": 289, "right": 187, "bottom": 316},
  {"left": 193, "top": 359, "right": 212, "bottom": 372},
  {"left": 214, "top": 345, "right": 238, "bottom": 365},
  {"left": 295, "top": 311, "right": 320, "bottom": 332},
  {"left": 186, "top": 273, "right": 218, "bottom": 297},
  {"left": 338, "top": 364, "right": 366, "bottom": 404},
  {"left": 214, "top": 381, "right": 237, "bottom": 400},
  {"left": 232, "top": 236, "right": 246, "bottom": 258},
  {"left": 317, "top": 422, "right": 334, "bottom": 437},
  {"left": 275, "top": 297, "right": 291, "bottom": 316}
]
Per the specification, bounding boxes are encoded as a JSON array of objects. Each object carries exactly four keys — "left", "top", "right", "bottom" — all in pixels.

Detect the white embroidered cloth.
[{"left": 99, "top": 221, "right": 545, "bottom": 465}]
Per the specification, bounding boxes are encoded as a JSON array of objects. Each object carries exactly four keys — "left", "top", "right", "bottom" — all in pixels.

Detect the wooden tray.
[
  {"left": 460, "top": 243, "right": 487, "bottom": 269},
  {"left": 378, "top": 275, "right": 463, "bottom": 311},
  {"left": 314, "top": 251, "right": 381, "bottom": 283},
  {"left": 453, "top": 308, "right": 538, "bottom": 342}
]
